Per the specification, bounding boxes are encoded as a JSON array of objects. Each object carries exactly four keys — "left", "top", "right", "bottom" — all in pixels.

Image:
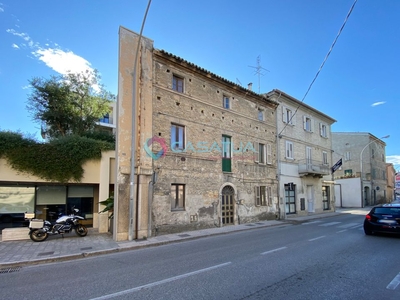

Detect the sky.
[{"left": 1, "top": 0, "right": 399, "bottom": 170}]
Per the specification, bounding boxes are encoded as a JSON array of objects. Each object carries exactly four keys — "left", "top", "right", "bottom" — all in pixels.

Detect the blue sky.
[{"left": 1, "top": 0, "right": 399, "bottom": 170}]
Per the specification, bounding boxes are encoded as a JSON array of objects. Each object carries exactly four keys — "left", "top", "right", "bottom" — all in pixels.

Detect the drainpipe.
[{"left": 274, "top": 91, "right": 283, "bottom": 219}]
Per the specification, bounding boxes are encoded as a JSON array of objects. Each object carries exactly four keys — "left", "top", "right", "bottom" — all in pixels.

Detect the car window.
[{"left": 374, "top": 207, "right": 400, "bottom": 215}]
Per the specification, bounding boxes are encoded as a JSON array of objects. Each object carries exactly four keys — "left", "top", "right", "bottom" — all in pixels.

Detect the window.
[
  {"left": 322, "top": 151, "right": 328, "bottom": 165},
  {"left": 267, "top": 186, "right": 272, "bottom": 206},
  {"left": 223, "top": 95, "right": 230, "bottom": 109},
  {"left": 371, "top": 149, "right": 375, "bottom": 159},
  {"left": 171, "top": 184, "right": 185, "bottom": 210},
  {"left": 100, "top": 113, "right": 110, "bottom": 124},
  {"left": 171, "top": 124, "right": 185, "bottom": 150},
  {"left": 285, "top": 141, "right": 293, "bottom": 159},
  {"left": 266, "top": 144, "right": 272, "bottom": 164},
  {"left": 285, "top": 184, "right": 296, "bottom": 214},
  {"left": 172, "top": 75, "right": 184, "bottom": 93},
  {"left": 344, "top": 169, "right": 353, "bottom": 177},
  {"left": 303, "top": 116, "right": 312, "bottom": 132},
  {"left": 255, "top": 143, "right": 265, "bottom": 164},
  {"left": 320, "top": 123, "right": 327, "bottom": 137},
  {"left": 345, "top": 151, "right": 351, "bottom": 161},
  {"left": 222, "top": 135, "right": 232, "bottom": 172},
  {"left": 382, "top": 170, "right": 386, "bottom": 180},
  {"left": 282, "top": 106, "right": 294, "bottom": 125},
  {"left": 255, "top": 186, "right": 267, "bottom": 206},
  {"left": 258, "top": 109, "right": 264, "bottom": 121},
  {"left": 382, "top": 154, "right": 385, "bottom": 162}
]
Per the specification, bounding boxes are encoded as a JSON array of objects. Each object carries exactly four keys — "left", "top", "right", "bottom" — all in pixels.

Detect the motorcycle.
[{"left": 28, "top": 208, "right": 88, "bottom": 242}]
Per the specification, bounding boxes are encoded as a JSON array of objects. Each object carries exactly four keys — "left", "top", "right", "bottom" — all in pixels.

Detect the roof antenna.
[{"left": 248, "top": 55, "right": 269, "bottom": 93}]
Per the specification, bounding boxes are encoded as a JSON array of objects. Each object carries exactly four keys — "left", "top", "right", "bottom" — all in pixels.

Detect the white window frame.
[
  {"left": 303, "top": 116, "right": 313, "bottom": 132},
  {"left": 267, "top": 186, "right": 272, "bottom": 206},
  {"left": 322, "top": 151, "right": 328, "bottom": 165},
  {"left": 345, "top": 151, "right": 351, "bottom": 161},
  {"left": 285, "top": 141, "right": 294, "bottom": 159},
  {"left": 258, "top": 108, "right": 264, "bottom": 121},
  {"left": 171, "top": 123, "right": 185, "bottom": 150},
  {"left": 282, "top": 106, "right": 295, "bottom": 125},
  {"left": 319, "top": 123, "right": 327, "bottom": 138},
  {"left": 223, "top": 95, "right": 230, "bottom": 109},
  {"left": 254, "top": 142, "right": 266, "bottom": 164}
]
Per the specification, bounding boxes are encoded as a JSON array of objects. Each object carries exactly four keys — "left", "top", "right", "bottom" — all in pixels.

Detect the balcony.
[{"left": 298, "top": 159, "right": 330, "bottom": 177}]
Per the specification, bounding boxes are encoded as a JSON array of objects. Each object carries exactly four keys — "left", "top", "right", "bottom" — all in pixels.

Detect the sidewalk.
[{"left": 0, "top": 207, "right": 370, "bottom": 269}]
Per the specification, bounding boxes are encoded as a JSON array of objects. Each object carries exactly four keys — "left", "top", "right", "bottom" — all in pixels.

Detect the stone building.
[
  {"left": 266, "top": 90, "right": 336, "bottom": 218},
  {"left": 115, "top": 26, "right": 279, "bottom": 241},
  {"left": 332, "top": 132, "right": 389, "bottom": 206}
]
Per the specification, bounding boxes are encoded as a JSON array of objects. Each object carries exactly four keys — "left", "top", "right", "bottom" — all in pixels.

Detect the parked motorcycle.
[{"left": 28, "top": 208, "right": 88, "bottom": 242}]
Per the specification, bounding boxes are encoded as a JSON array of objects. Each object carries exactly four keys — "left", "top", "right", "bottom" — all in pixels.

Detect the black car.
[{"left": 364, "top": 203, "right": 400, "bottom": 235}]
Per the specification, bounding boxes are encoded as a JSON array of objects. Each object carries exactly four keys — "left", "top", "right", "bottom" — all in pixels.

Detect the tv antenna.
[
  {"left": 236, "top": 78, "right": 242, "bottom": 86},
  {"left": 248, "top": 55, "right": 269, "bottom": 93}
]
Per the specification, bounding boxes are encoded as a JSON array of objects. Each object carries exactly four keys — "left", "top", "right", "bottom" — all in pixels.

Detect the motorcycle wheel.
[
  {"left": 75, "top": 224, "right": 88, "bottom": 237},
  {"left": 29, "top": 229, "right": 48, "bottom": 242}
]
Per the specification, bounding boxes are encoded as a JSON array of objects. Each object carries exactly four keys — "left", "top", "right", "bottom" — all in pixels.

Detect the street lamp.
[{"left": 359, "top": 134, "right": 390, "bottom": 207}]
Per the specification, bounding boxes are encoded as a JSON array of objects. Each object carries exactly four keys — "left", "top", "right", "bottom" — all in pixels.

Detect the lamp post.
[
  {"left": 127, "top": 0, "right": 152, "bottom": 241},
  {"left": 359, "top": 134, "right": 389, "bottom": 207}
]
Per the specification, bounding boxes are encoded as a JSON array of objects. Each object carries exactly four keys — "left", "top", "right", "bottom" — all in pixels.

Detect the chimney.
[{"left": 248, "top": 83, "right": 253, "bottom": 91}]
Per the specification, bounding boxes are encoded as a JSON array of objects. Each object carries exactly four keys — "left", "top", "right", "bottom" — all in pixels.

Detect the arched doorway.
[{"left": 221, "top": 185, "right": 235, "bottom": 225}]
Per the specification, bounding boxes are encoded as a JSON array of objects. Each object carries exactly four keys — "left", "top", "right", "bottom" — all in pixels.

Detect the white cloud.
[
  {"left": 32, "top": 48, "right": 94, "bottom": 76},
  {"left": 372, "top": 101, "right": 385, "bottom": 107},
  {"left": 0, "top": 7, "right": 4, "bottom": 12},
  {"left": 6, "top": 28, "right": 95, "bottom": 76},
  {"left": 387, "top": 155, "right": 400, "bottom": 171}
]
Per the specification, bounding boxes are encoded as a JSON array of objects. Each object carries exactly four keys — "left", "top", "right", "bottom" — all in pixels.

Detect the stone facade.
[
  {"left": 332, "top": 132, "right": 389, "bottom": 206},
  {"left": 266, "top": 90, "right": 336, "bottom": 217},
  {"left": 116, "top": 26, "right": 279, "bottom": 240}
]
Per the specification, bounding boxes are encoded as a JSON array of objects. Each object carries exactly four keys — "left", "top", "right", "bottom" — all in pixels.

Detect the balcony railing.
[{"left": 298, "top": 159, "right": 330, "bottom": 177}]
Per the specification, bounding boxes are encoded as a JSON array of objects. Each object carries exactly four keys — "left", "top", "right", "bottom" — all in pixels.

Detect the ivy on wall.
[{"left": 0, "top": 131, "right": 114, "bottom": 183}]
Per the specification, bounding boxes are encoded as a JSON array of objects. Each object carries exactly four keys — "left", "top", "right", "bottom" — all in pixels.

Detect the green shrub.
[{"left": 0, "top": 131, "right": 114, "bottom": 182}]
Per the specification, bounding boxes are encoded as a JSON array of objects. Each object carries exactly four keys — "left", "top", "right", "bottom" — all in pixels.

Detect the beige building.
[
  {"left": 266, "top": 90, "right": 336, "bottom": 217},
  {"left": 0, "top": 151, "right": 115, "bottom": 235},
  {"left": 386, "top": 163, "right": 395, "bottom": 202},
  {"left": 115, "top": 26, "right": 279, "bottom": 241},
  {"left": 332, "top": 132, "right": 389, "bottom": 206}
]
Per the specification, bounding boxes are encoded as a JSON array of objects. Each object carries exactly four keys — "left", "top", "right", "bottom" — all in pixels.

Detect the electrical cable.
[{"left": 278, "top": 0, "right": 358, "bottom": 136}]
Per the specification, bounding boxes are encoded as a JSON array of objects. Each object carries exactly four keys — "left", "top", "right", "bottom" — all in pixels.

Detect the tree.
[{"left": 27, "top": 70, "right": 115, "bottom": 139}]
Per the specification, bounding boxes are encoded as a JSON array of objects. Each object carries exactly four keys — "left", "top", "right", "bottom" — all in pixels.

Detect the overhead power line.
[{"left": 279, "top": 0, "right": 358, "bottom": 136}]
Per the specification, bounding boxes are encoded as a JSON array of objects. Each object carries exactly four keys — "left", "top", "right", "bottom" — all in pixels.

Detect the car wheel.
[{"left": 364, "top": 227, "right": 373, "bottom": 235}]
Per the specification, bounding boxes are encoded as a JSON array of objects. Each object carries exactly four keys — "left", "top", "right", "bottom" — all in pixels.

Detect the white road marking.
[
  {"left": 318, "top": 222, "right": 342, "bottom": 227},
  {"left": 261, "top": 247, "right": 287, "bottom": 255},
  {"left": 387, "top": 272, "right": 400, "bottom": 290},
  {"left": 336, "top": 229, "right": 347, "bottom": 233},
  {"left": 337, "top": 222, "right": 359, "bottom": 229},
  {"left": 308, "top": 236, "right": 326, "bottom": 241},
  {"left": 301, "top": 220, "right": 322, "bottom": 225},
  {"left": 89, "top": 262, "right": 232, "bottom": 300}
]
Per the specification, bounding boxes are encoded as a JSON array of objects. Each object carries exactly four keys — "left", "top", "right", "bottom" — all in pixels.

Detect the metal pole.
[{"left": 129, "top": 0, "right": 152, "bottom": 241}]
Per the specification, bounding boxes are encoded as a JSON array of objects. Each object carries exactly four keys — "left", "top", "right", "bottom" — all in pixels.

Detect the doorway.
[{"left": 221, "top": 186, "right": 234, "bottom": 225}]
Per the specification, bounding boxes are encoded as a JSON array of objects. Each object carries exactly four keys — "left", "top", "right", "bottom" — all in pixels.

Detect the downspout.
[{"left": 274, "top": 91, "right": 283, "bottom": 219}]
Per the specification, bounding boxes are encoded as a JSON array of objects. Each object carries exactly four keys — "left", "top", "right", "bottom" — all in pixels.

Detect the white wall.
[{"left": 334, "top": 177, "right": 361, "bottom": 208}]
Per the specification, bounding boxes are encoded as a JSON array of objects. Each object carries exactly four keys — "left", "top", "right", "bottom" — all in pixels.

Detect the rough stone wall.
[{"left": 150, "top": 52, "right": 279, "bottom": 235}]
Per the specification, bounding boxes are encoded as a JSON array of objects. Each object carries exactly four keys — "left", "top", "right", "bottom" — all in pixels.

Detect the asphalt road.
[{"left": 1, "top": 213, "right": 400, "bottom": 300}]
